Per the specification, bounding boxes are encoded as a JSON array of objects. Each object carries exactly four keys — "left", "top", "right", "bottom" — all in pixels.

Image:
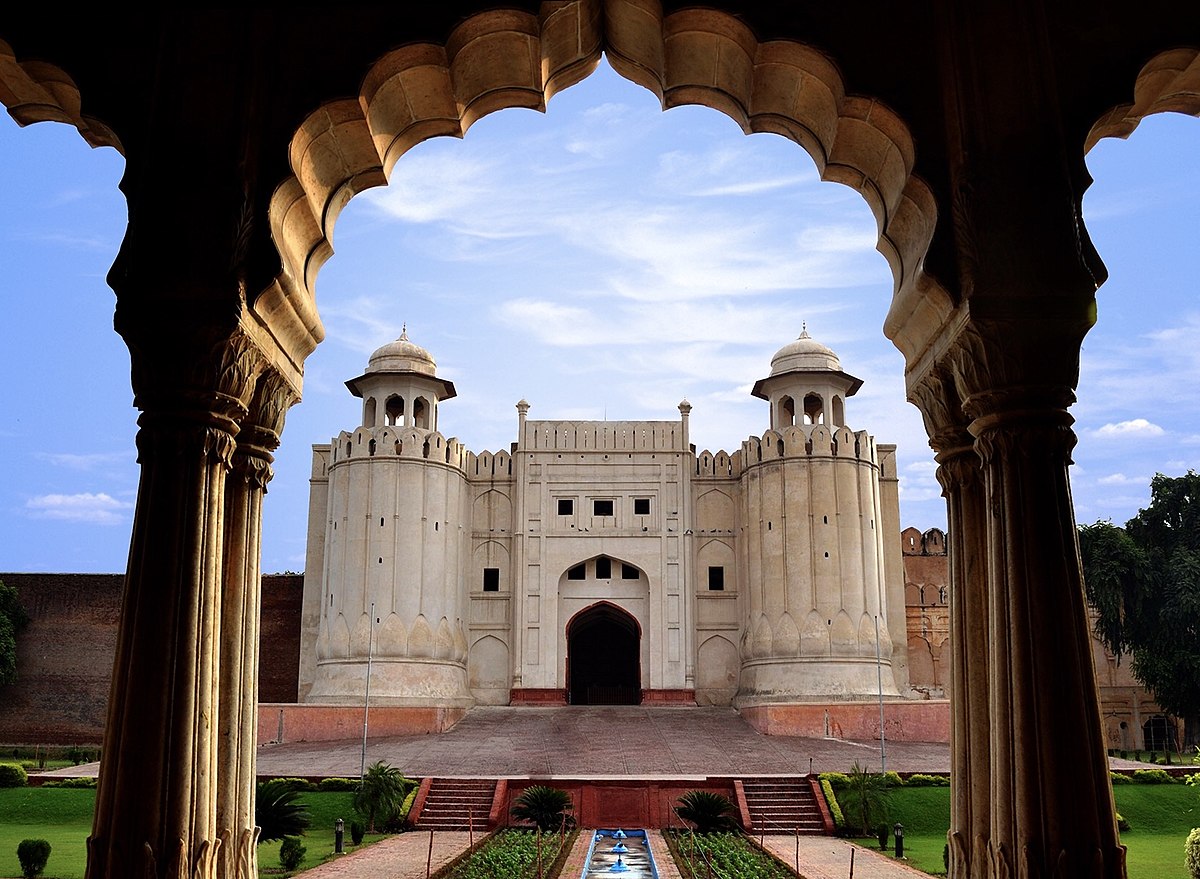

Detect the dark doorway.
[
  {"left": 567, "top": 603, "right": 641, "bottom": 705},
  {"left": 1143, "top": 716, "right": 1176, "bottom": 752}
]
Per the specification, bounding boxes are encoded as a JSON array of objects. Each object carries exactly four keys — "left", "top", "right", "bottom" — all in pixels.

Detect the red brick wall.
[
  {"left": 259, "top": 575, "right": 303, "bottom": 703},
  {"left": 0, "top": 572, "right": 304, "bottom": 745},
  {"left": 0, "top": 573, "right": 122, "bottom": 745}
]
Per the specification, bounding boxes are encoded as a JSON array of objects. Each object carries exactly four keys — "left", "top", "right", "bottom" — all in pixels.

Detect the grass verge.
[{"left": 843, "top": 783, "right": 1199, "bottom": 879}]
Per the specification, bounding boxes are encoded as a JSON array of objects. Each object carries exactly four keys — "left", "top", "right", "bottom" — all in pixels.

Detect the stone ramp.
[{"left": 257, "top": 705, "right": 953, "bottom": 780}]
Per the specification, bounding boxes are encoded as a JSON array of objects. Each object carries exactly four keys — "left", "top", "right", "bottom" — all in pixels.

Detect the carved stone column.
[
  {"left": 961, "top": 376, "right": 1123, "bottom": 879},
  {"left": 88, "top": 328, "right": 263, "bottom": 879},
  {"left": 216, "top": 371, "right": 295, "bottom": 879},
  {"left": 914, "top": 370, "right": 991, "bottom": 879}
]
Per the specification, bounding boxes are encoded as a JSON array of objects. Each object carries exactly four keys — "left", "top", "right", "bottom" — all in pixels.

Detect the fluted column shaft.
[
  {"left": 216, "top": 373, "right": 292, "bottom": 879},
  {"left": 966, "top": 394, "right": 1122, "bottom": 879},
  {"left": 88, "top": 331, "right": 263, "bottom": 879}
]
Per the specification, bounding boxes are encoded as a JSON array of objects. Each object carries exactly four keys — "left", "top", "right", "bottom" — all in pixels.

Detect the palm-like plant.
[
  {"left": 353, "top": 761, "right": 414, "bottom": 832},
  {"left": 255, "top": 779, "right": 312, "bottom": 843},
  {"left": 673, "top": 790, "right": 737, "bottom": 833},
  {"left": 841, "top": 762, "right": 890, "bottom": 836},
  {"left": 510, "top": 785, "right": 575, "bottom": 831}
]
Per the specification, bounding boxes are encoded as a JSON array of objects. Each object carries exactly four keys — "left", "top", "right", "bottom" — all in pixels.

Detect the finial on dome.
[
  {"left": 399, "top": 323, "right": 409, "bottom": 341},
  {"left": 799, "top": 322, "right": 810, "bottom": 340}
]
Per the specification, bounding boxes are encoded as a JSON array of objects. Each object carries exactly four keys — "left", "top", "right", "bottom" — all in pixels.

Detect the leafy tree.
[
  {"left": 352, "top": 761, "right": 413, "bottom": 832},
  {"left": 673, "top": 790, "right": 737, "bottom": 833},
  {"left": 0, "top": 581, "right": 30, "bottom": 687},
  {"left": 1079, "top": 472, "right": 1200, "bottom": 745},
  {"left": 255, "top": 779, "right": 311, "bottom": 843},
  {"left": 840, "top": 762, "right": 890, "bottom": 836},
  {"left": 510, "top": 785, "right": 575, "bottom": 831}
]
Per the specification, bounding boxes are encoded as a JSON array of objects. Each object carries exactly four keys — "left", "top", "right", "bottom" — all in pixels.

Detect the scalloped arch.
[
  {"left": 271, "top": 1, "right": 948, "bottom": 372},
  {"left": 1086, "top": 49, "right": 1200, "bottom": 151}
]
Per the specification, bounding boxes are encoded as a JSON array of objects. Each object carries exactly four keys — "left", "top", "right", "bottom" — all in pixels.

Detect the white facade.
[{"left": 298, "top": 329, "right": 908, "bottom": 711}]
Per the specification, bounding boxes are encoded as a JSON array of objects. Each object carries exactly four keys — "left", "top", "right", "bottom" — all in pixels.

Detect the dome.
[
  {"left": 769, "top": 326, "right": 842, "bottom": 376},
  {"left": 365, "top": 327, "right": 436, "bottom": 377}
]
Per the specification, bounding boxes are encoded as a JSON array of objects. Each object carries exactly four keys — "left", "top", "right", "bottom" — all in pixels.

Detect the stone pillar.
[
  {"left": 216, "top": 371, "right": 294, "bottom": 879},
  {"left": 964, "top": 375, "right": 1122, "bottom": 879},
  {"left": 915, "top": 371, "right": 991, "bottom": 878},
  {"left": 88, "top": 328, "right": 263, "bottom": 879}
]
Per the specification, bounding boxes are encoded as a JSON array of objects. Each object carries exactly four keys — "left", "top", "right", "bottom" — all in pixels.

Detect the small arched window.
[
  {"left": 364, "top": 397, "right": 378, "bottom": 427},
  {"left": 414, "top": 397, "right": 430, "bottom": 429},
  {"left": 804, "top": 393, "right": 824, "bottom": 425},
  {"left": 780, "top": 396, "right": 795, "bottom": 427},
  {"left": 385, "top": 395, "right": 405, "bottom": 426}
]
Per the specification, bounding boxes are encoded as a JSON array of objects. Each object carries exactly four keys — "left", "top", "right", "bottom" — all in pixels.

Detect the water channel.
[{"left": 581, "top": 829, "right": 660, "bottom": 878}]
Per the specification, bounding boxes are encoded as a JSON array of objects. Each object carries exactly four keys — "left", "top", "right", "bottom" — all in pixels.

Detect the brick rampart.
[{"left": 0, "top": 572, "right": 303, "bottom": 745}]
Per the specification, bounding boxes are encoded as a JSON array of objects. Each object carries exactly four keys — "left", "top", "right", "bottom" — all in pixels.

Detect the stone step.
[{"left": 414, "top": 778, "right": 499, "bottom": 831}]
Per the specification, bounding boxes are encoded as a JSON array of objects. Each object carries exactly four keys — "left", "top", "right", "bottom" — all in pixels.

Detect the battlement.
[
  {"left": 520, "top": 420, "right": 686, "bottom": 452},
  {"left": 741, "top": 425, "right": 876, "bottom": 465},
  {"left": 329, "top": 426, "right": 470, "bottom": 469}
]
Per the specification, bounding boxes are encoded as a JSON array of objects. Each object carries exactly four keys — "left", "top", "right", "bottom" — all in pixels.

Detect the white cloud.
[
  {"left": 1097, "top": 473, "right": 1136, "bottom": 485},
  {"left": 25, "top": 492, "right": 133, "bottom": 525},
  {"left": 36, "top": 451, "right": 129, "bottom": 471},
  {"left": 1093, "top": 419, "right": 1164, "bottom": 437}
]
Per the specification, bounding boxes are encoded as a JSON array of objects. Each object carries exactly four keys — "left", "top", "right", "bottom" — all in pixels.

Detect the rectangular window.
[
  {"left": 593, "top": 499, "right": 614, "bottom": 517},
  {"left": 634, "top": 498, "right": 651, "bottom": 515},
  {"left": 708, "top": 566, "right": 725, "bottom": 591},
  {"left": 595, "top": 557, "right": 611, "bottom": 579},
  {"left": 557, "top": 498, "right": 574, "bottom": 515},
  {"left": 482, "top": 568, "right": 500, "bottom": 592},
  {"left": 621, "top": 563, "right": 639, "bottom": 580},
  {"left": 568, "top": 563, "right": 586, "bottom": 581}
]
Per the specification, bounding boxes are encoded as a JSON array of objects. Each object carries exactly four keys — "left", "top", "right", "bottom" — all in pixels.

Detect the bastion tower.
[
  {"left": 733, "top": 328, "right": 907, "bottom": 710},
  {"left": 299, "top": 330, "right": 473, "bottom": 709}
]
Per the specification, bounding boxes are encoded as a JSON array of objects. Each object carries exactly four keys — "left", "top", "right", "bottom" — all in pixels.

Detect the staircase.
[
  {"left": 740, "top": 777, "right": 827, "bottom": 835},
  {"left": 413, "top": 778, "right": 497, "bottom": 831}
]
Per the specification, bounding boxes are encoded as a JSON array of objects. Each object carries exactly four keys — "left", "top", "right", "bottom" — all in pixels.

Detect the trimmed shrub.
[
  {"left": 1186, "top": 827, "right": 1200, "bottom": 879},
  {"left": 0, "top": 763, "right": 28, "bottom": 788},
  {"left": 1132, "top": 768, "right": 1175, "bottom": 784},
  {"left": 1115, "top": 812, "right": 1130, "bottom": 832},
  {"left": 269, "top": 777, "right": 317, "bottom": 792},
  {"left": 820, "top": 778, "right": 845, "bottom": 833},
  {"left": 41, "top": 777, "right": 97, "bottom": 788},
  {"left": 1110, "top": 772, "right": 1133, "bottom": 784},
  {"left": 400, "top": 786, "right": 418, "bottom": 822},
  {"left": 17, "top": 839, "right": 51, "bottom": 878},
  {"left": 820, "top": 771, "right": 851, "bottom": 791},
  {"left": 906, "top": 774, "right": 950, "bottom": 787},
  {"left": 317, "top": 777, "right": 358, "bottom": 792},
  {"left": 278, "top": 836, "right": 306, "bottom": 871},
  {"left": 882, "top": 771, "right": 905, "bottom": 788},
  {"left": 350, "top": 821, "right": 365, "bottom": 846}
]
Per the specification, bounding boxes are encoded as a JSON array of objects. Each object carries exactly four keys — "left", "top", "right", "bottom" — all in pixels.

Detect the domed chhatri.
[
  {"left": 344, "top": 325, "right": 456, "bottom": 433},
  {"left": 769, "top": 325, "right": 843, "bottom": 375},
  {"left": 366, "top": 325, "right": 437, "bottom": 377},
  {"left": 751, "top": 324, "right": 862, "bottom": 430}
]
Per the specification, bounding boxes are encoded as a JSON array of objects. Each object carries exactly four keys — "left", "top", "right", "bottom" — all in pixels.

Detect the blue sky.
[{"left": 2, "top": 58, "right": 1198, "bottom": 574}]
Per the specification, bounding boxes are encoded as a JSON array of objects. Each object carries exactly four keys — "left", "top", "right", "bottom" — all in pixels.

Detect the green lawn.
[
  {"left": 0, "top": 788, "right": 366, "bottom": 879},
  {"left": 846, "top": 784, "right": 1199, "bottom": 879},
  {"left": 0, "top": 788, "right": 94, "bottom": 879}
]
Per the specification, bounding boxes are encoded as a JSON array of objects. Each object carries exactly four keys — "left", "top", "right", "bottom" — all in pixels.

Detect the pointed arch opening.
[{"left": 566, "top": 601, "right": 641, "bottom": 705}]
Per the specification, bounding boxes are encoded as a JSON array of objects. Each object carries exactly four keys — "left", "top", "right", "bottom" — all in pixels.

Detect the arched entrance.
[{"left": 567, "top": 602, "right": 641, "bottom": 705}]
